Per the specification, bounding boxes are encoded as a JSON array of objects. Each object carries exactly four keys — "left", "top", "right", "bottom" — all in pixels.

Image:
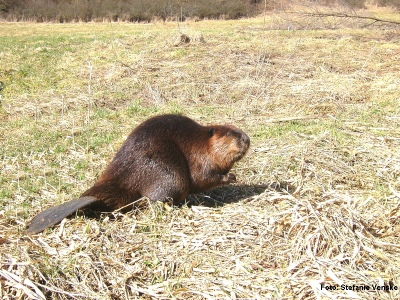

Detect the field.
[{"left": 1, "top": 6, "right": 400, "bottom": 299}]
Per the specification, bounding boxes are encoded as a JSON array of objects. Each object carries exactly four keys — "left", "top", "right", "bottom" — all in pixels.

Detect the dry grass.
[{"left": 1, "top": 5, "right": 400, "bottom": 299}]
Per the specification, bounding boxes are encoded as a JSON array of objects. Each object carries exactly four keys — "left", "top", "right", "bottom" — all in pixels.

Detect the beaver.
[{"left": 25, "top": 114, "right": 250, "bottom": 234}]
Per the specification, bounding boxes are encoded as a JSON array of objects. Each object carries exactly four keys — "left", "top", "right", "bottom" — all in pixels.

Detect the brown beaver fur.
[{"left": 25, "top": 114, "right": 250, "bottom": 234}]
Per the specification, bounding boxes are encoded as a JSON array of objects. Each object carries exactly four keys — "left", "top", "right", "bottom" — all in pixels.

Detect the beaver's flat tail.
[{"left": 25, "top": 196, "right": 98, "bottom": 234}]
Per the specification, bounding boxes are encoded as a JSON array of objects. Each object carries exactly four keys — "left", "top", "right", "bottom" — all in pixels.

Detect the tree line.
[
  {"left": 0, "top": 0, "right": 263, "bottom": 22},
  {"left": 0, "top": 0, "right": 398, "bottom": 22}
]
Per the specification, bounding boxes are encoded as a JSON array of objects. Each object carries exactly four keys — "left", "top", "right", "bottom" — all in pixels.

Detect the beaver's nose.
[{"left": 241, "top": 133, "right": 250, "bottom": 146}]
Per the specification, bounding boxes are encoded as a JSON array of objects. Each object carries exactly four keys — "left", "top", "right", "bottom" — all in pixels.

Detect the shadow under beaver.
[{"left": 57, "top": 182, "right": 297, "bottom": 224}]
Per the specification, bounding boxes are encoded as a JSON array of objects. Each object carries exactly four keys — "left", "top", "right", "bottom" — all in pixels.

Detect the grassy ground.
[{"left": 1, "top": 6, "right": 400, "bottom": 299}]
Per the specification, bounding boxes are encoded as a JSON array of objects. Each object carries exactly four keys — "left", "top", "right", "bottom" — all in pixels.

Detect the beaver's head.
[{"left": 208, "top": 125, "right": 250, "bottom": 171}]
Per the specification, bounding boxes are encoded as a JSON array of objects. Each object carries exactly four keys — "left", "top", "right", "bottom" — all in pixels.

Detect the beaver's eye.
[{"left": 226, "top": 132, "right": 231, "bottom": 137}]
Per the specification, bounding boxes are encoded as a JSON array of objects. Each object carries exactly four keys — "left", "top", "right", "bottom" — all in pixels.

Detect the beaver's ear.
[{"left": 208, "top": 128, "right": 214, "bottom": 137}]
